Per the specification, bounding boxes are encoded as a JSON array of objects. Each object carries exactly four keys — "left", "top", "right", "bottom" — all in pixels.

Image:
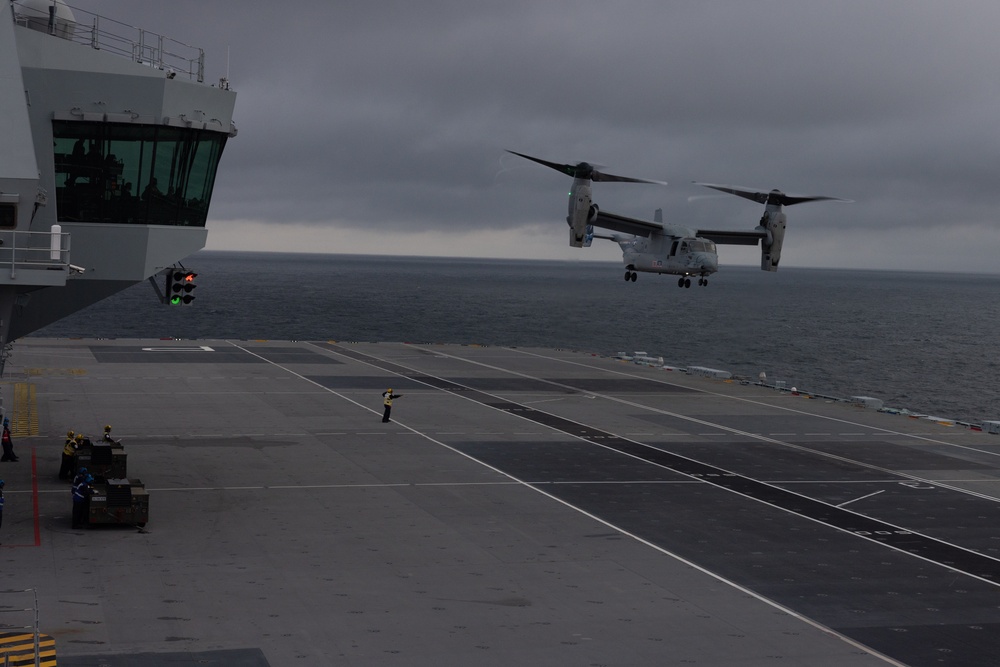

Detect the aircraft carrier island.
[{"left": 1, "top": 338, "right": 998, "bottom": 666}]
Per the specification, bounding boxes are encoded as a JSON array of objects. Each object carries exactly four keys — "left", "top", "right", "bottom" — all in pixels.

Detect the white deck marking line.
[
  {"left": 293, "top": 342, "right": 913, "bottom": 666},
  {"left": 317, "top": 344, "right": 1000, "bottom": 581},
  {"left": 420, "top": 345, "right": 1000, "bottom": 504},
  {"left": 837, "top": 490, "right": 885, "bottom": 507},
  {"left": 511, "top": 347, "right": 992, "bottom": 453}
]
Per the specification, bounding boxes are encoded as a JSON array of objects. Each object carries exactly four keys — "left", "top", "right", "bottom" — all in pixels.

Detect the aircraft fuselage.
[{"left": 619, "top": 232, "right": 719, "bottom": 279}]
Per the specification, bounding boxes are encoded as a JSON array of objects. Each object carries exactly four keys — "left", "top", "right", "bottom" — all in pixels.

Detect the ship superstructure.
[{"left": 0, "top": 0, "right": 236, "bottom": 344}]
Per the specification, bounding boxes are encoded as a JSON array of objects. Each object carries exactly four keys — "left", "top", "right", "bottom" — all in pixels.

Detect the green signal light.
[{"left": 165, "top": 269, "right": 198, "bottom": 305}]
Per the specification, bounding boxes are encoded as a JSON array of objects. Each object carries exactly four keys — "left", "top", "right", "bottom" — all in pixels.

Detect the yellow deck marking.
[
  {"left": 0, "top": 632, "right": 57, "bottom": 666},
  {"left": 10, "top": 383, "right": 39, "bottom": 437}
]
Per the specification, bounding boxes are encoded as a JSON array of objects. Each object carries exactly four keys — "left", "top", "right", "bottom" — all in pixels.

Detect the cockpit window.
[{"left": 687, "top": 239, "right": 716, "bottom": 253}]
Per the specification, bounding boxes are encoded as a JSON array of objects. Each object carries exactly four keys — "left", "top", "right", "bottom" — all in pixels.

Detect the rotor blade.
[
  {"left": 506, "top": 150, "right": 587, "bottom": 178},
  {"left": 694, "top": 182, "right": 768, "bottom": 204},
  {"left": 592, "top": 170, "right": 666, "bottom": 185},
  {"left": 508, "top": 150, "right": 665, "bottom": 185},
  {"left": 694, "top": 182, "right": 851, "bottom": 206}
]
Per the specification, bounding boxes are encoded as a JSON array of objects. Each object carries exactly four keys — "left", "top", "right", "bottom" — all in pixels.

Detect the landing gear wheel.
[
  {"left": 630, "top": 272, "right": 637, "bottom": 282},
  {"left": 677, "top": 277, "right": 685, "bottom": 288},
  {"left": 684, "top": 278, "right": 691, "bottom": 288},
  {"left": 624, "top": 271, "right": 631, "bottom": 281}
]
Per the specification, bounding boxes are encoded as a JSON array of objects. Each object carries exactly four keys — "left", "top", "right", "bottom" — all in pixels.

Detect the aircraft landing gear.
[
  {"left": 698, "top": 277, "right": 708, "bottom": 287},
  {"left": 678, "top": 277, "right": 691, "bottom": 288},
  {"left": 624, "top": 270, "right": 637, "bottom": 282}
]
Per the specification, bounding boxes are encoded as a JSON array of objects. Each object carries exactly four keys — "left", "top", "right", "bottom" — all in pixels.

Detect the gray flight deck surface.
[{"left": 2, "top": 339, "right": 999, "bottom": 666}]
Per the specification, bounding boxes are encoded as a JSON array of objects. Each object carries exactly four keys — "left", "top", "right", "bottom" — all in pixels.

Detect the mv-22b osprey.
[{"left": 509, "top": 151, "right": 849, "bottom": 287}]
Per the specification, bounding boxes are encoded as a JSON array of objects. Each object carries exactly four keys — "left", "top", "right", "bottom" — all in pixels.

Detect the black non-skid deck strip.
[{"left": 320, "top": 342, "right": 1000, "bottom": 584}]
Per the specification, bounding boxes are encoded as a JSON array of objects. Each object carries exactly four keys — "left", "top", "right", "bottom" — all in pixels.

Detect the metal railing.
[
  {"left": 0, "top": 588, "right": 42, "bottom": 667},
  {"left": 11, "top": 1, "right": 206, "bottom": 82},
  {"left": 0, "top": 229, "right": 70, "bottom": 279}
]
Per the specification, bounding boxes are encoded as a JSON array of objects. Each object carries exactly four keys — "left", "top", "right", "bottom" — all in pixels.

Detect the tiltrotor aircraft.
[{"left": 508, "top": 150, "right": 849, "bottom": 287}]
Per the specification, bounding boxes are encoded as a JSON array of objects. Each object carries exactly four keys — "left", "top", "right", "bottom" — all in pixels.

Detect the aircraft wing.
[
  {"left": 696, "top": 229, "right": 767, "bottom": 246},
  {"left": 592, "top": 211, "right": 663, "bottom": 238}
]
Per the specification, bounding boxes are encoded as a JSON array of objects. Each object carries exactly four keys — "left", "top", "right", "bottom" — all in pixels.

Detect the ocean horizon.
[{"left": 29, "top": 250, "right": 1000, "bottom": 426}]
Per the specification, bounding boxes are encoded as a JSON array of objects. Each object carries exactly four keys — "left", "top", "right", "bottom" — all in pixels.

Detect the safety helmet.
[
  {"left": 67, "top": 430, "right": 75, "bottom": 438},
  {"left": 75, "top": 434, "right": 84, "bottom": 442},
  {"left": 85, "top": 474, "right": 94, "bottom": 483},
  {"left": 387, "top": 388, "right": 393, "bottom": 393},
  {"left": 77, "top": 467, "right": 87, "bottom": 474},
  {"left": 0, "top": 480, "right": 5, "bottom": 488},
  {"left": 104, "top": 425, "right": 112, "bottom": 432}
]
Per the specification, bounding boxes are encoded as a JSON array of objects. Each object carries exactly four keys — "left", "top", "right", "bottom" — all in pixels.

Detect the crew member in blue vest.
[
  {"left": 72, "top": 470, "right": 93, "bottom": 529},
  {"left": 381, "top": 388, "right": 402, "bottom": 423}
]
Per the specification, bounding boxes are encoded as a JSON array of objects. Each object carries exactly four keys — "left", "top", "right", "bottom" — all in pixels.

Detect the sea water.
[{"left": 30, "top": 251, "right": 1000, "bottom": 424}]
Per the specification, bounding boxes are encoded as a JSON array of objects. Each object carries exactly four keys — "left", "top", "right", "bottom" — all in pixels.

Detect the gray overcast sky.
[{"left": 80, "top": 1, "right": 1000, "bottom": 272}]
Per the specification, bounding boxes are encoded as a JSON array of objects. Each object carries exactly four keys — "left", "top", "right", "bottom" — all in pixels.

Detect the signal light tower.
[{"left": 165, "top": 270, "right": 198, "bottom": 305}]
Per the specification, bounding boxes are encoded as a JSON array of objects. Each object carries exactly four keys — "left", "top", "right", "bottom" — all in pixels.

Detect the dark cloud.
[{"left": 77, "top": 0, "right": 1000, "bottom": 271}]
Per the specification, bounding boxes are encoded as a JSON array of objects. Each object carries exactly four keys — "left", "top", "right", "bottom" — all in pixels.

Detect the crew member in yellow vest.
[
  {"left": 102, "top": 424, "right": 120, "bottom": 445},
  {"left": 381, "top": 388, "right": 402, "bottom": 423},
  {"left": 60, "top": 430, "right": 78, "bottom": 480}
]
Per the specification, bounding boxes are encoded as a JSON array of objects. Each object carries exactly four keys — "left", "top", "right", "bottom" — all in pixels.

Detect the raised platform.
[{"left": 2, "top": 338, "right": 999, "bottom": 666}]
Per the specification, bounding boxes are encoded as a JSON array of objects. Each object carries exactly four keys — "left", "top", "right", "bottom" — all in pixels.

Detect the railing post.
[{"left": 8, "top": 231, "right": 15, "bottom": 280}]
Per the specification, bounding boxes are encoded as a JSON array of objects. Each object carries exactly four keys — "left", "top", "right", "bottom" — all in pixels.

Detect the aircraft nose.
[{"left": 700, "top": 254, "right": 718, "bottom": 273}]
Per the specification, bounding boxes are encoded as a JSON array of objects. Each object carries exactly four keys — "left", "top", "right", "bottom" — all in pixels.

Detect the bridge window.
[{"left": 52, "top": 121, "right": 227, "bottom": 226}]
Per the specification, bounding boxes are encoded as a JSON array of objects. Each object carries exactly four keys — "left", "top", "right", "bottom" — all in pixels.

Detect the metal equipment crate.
[
  {"left": 73, "top": 438, "right": 127, "bottom": 478},
  {"left": 88, "top": 478, "right": 148, "bottom": 527}
]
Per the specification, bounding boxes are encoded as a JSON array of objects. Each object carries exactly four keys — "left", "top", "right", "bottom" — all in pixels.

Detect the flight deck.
[{"left": 1, "top": 338, "right": 998, "bottom": 666}]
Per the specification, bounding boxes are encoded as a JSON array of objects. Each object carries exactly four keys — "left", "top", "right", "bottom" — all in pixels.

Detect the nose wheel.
[
  {"left": 698, "top": 277, "right": 708, "bottom": 287},
  {"left": 624, "top": 270, "right": 637, "bottom": 282}
]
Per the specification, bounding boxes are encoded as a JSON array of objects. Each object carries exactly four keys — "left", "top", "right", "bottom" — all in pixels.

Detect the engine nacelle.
[
  {"left": 758, "top": 210, "right": 786, "bottom": 271},
  {"left": 568, "top": 203, "right": 599, "bottom": 248}
]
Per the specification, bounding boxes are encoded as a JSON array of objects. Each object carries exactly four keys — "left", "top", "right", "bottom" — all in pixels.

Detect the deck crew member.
[
  {"left": 0, "top": 480, "right": 5, "bottom": 533},
  {"left": 60, "top": 430, "right": 78, "bottom": 479},
  {"left": 72, "top": 471, "right": 93, "bottom": 529},
  {"left": 1, "top": 419, "right": 17, "bottom": 462},
  {"left": 381, "top": 388, "right": 402, "bottom": 423},
  {"left": 102, "top": 424, "right": 120, "bottom": 445}
]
